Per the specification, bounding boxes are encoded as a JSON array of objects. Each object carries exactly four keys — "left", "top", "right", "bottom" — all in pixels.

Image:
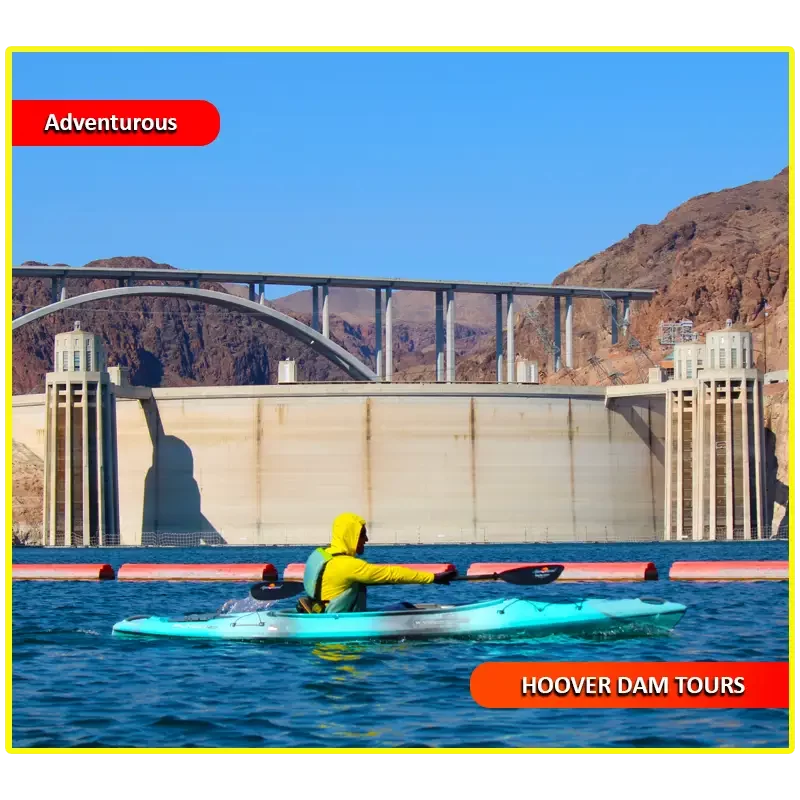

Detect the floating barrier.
[
  {"left": 467, "top": 562, "right": 658, "bottom": 581},
  {"left": 13, "top": 563, "right": 115, "bottom": 581},
  {"left": 283, "top": 562, "right": 457, "bottom": 581},
  {"left": 669, "top": 561, "right": 788, "bottom": 582},
  {"left": 117, "top": 563, "right": 278, "bottom": 581}
]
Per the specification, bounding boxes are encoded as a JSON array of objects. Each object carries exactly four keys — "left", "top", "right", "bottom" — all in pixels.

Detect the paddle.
[
  {"left": 249, "top": 564, "right": 563, "bottom": 601},
  {"left": 448, "top": 564, "right": 564, "bottom": 586},
  {"left": 249, "top": 581, "right": 305, "bottom": 601}
]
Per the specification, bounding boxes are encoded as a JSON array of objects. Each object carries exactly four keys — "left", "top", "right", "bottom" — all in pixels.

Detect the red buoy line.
[
  {"left": 116, "top": 563, "right": 278, "bottom": 581},
  {"left": 669, "top": 561, "right": 788, "bottom": 581},
  {"left": 11, "top": 560, "right": 788, "bottom": 581},
  {"left": 12, "top": 564, "right": 116, "bottom": 581}
]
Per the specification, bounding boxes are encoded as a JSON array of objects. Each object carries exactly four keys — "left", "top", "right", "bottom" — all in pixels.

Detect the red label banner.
[
  {"left": 471, "top": 662, "right": 789, "bottom": 709},
  {"left": 12, "top": 100, "right": 220, "bottom": 146}
]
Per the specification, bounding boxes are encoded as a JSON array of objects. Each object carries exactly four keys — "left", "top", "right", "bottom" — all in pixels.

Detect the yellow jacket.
[{"left": 319, "top": 512, "right": 434, "bottom": 604}]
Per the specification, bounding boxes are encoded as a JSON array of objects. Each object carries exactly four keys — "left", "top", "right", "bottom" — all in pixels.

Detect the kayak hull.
[{"left": 112, "top": 597, "right": 686, "bottom": 643}]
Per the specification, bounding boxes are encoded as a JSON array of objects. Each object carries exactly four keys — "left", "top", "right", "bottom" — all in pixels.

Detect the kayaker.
[{"left": 299, "top": 512, "right": 453, "bottom": 613}]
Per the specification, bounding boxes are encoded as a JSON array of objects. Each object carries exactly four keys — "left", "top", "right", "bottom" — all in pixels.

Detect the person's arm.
[{"left": 347, "top": 559, "right": 435, "bottom": 586}]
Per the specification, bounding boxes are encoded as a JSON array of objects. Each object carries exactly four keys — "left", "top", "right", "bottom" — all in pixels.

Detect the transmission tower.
[
  {"left": 626, "top": 333, "right": 656, "bottom": 383},
  {"left": 587, "top": 355, "right": 625, "bottom": 386},
  {"left": 522, "top": 305, "right": 577, "bottom": 384},
  {"left": 602, "top": 287, "right": 655, "bottom": 383}
]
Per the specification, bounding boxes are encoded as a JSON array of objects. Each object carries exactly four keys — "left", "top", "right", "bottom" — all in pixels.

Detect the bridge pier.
[
  {"left": 385, "top": 288, "right": 393, "bottom": 382},
  {"left": 248, "top": 283, "right": 256, "bottom": 303},
  {"left": 495, "top": 294, "right": 503, "bottom": 383},
  {"left": 435, "top": 291, "right": 444, "bottom": 382},
  {"left": 506, "top": 292, "right": 515, "bottom": 383},
  {"left": 446, "top": 289, "right": 455, "bottom": 383},
  {"left": 565, "top": 296, "right": 573, "bottom": 369},
  {"left": 611, "top": 300, "right": 619, "bottom": 345},
  {"left": 321, "top": 285, "right": 329, "bottom": 336},
  {"left": 553, "top": 297, "right": 562, "bottom": 372},
  {"left": 312, "top": 286, "right": 320, "bottom": 332},
  {"left": 622, "top": 296, "right": 631, "bottom": 331},
  {"left": 374, "top": 288, "right": 383, "bottom": 380},
  {"left": 50, "top": 278, "right": 64, "bottom": 304},
  {"left": 258, "top": 282, "right": 266, "bottom": 305}
]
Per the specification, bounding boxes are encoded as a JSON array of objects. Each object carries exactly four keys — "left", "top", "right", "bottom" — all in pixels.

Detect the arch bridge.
[{"left": 12, "top": 265, "right": 656, "bottom": 383}]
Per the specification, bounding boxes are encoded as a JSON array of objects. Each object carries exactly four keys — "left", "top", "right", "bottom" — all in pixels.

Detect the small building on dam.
[{"left": 11, "top": 325, "right": 768, "bottom": 546}]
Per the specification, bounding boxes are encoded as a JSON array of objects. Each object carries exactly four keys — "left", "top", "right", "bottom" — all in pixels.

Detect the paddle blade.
[
  {"left": 250, "top": 581, "right": 305, "bottom": 601},
  {"left": 497, "top": 564, "right": 564, "bottom": 586}
]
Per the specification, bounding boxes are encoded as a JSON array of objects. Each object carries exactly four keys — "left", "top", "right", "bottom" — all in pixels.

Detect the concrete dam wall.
[{"left": 12, "top": 384, "right": 666, "bottom": 545}]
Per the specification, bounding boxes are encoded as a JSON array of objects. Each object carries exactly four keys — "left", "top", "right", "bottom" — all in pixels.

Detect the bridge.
[{"left": 12, "top": 265, "right": 657, "bottom": 383}]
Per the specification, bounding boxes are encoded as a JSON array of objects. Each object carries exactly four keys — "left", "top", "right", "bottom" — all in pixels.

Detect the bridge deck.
[{"left": 13, "top": 265, "right": 655, "bottom": 300}]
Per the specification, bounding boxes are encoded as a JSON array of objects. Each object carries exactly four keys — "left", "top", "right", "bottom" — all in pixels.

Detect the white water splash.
[{"left": 216, "top": 596, "right": 277, "bottom": 614}]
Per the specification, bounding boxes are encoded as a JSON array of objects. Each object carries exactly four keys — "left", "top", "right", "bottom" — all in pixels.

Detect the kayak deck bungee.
[{"left": 112, "top": 597, "right": 686, "bottom": 643}]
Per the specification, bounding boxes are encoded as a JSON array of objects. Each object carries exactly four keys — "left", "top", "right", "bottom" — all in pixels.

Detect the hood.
[{"left": 328, "top": 512, "right": 366, "bottom": 556}]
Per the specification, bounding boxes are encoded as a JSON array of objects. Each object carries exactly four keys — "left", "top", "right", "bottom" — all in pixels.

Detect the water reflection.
[{"left": 312, "top": 643, "right": 365, "bottom": 664}]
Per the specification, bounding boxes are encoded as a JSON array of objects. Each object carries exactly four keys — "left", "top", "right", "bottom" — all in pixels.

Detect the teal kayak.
[{"left": 112, "top": 597, "right": 686, "bottom": 643}]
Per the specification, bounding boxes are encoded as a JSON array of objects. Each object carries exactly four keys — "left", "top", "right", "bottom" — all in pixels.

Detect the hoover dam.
[
  {"left": 11, "top": 268, "right": 768, "bottom": 546},
  {"left": 13, "top": 381, "right": 665, "bottom": 545}
]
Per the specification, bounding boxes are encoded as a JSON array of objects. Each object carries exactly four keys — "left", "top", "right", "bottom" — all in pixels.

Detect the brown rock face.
[
  {"left": 457, "top": 168, "right": 788, "bottom": 382},
  {"left": 764, "top": 385, "right": 790, "bottom": 537},
  {"left": 12, "top": 442, "right": 44, "bottom": 545},
  {"left": 553, "top": 167, "right": 788, "bottom": 368}
]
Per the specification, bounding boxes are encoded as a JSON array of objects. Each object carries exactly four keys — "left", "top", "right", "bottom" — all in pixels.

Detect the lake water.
[{"left": 12, "top": 540, "right": 789, "bottom": 749}]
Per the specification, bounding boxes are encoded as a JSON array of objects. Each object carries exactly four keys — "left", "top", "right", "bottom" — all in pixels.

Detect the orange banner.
[{"left": 471, "top": 662, "right": 789, "bottom": 709}]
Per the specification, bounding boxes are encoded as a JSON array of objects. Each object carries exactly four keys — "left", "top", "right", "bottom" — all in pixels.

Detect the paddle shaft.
[
  {"left": 251, "top": 564, "right": 563, "bottom": 600},
  {"left": 444, "top": 565, "right": 563, "bottom": 586}
]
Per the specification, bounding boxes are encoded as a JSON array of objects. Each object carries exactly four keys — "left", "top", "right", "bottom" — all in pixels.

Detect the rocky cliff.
[
  {"left": 764, "top": 384, "right": 790, "bottom": 538},
  {"left": 453, "top": 168, "right": 789, "bottom": 383},
  {"left": 12, "top": 442, "right": 44, "bottom": 545}
]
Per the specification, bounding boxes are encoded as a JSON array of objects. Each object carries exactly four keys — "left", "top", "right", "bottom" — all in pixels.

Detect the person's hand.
[{"left": 433, "top": 572, "right": 454, "bottom": 585}]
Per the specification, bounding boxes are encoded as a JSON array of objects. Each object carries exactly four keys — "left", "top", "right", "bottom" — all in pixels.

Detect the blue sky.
[{"left": 12, "top": 52, "right": 789, "bottom": 293}]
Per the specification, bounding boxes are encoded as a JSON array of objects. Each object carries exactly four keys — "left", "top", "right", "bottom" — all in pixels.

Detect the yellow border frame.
[{"left": 5, "top": 46, "right": 795, "bottom": 754}]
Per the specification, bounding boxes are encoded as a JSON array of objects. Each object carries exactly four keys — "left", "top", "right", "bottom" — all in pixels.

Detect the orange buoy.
[
  {"left": 117, "top": 563, "right": 277, "bottom": 581},
  {"left": 282, "top": 562, "right": 456, "bottom": 581},
  {"left": 669, "top": 561, "right": 788, "bottom": 581},
  {"left": 13, "top": 563, "right": 115, "bottom": 581},
  {"left": 467, "top": 562, "right": 658, "bottom": 581}
]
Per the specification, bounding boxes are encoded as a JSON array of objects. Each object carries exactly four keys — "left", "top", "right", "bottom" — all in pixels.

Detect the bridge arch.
[{"left": 11, "top": 285, "right": 378, "bottom": 382}]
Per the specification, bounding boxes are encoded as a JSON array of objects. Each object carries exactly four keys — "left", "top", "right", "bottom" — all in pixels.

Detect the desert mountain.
[{"left": 443, "top": 167, "right": 789, "bottom": 386}]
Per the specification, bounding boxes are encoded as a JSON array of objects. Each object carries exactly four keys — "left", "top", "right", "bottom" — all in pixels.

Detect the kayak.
[{"left": 112, "top": 597, "right": 686, "bottom": 643}]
